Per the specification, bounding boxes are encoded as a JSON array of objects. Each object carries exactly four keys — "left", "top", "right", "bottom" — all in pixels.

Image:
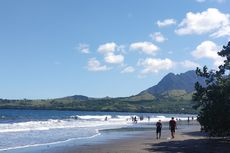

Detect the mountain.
[
  {"left": 57, "top": 70, "right": 204, "bottom": 102},
  {"left": 0, "top": 70, "right": 204, "bottom": 113},
  {"left": 140, "top": 70, "right": 205, "bottom": 95}
]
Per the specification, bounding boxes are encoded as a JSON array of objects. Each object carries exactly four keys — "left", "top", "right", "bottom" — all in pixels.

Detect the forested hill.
[{"left": 0, "top": 70, "right": 204, "bottom": 113}]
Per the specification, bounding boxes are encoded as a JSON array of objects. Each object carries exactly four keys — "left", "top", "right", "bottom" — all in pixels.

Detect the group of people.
[
  {"left": 187, "top": 116, "right": 195, "bottom": 125},
  {"left": 155, "top": 117, "right": 176, "bottom": 139},
  {"left": 131, "top": 115, "right": 147, "bottom": 123}
]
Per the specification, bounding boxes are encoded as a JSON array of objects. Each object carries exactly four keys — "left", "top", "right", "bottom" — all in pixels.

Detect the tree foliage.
[{"left": 193, "top": 41, "right": 230, "bottom": 136}]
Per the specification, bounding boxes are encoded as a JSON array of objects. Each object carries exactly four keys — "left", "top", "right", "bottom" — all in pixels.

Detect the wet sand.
[{"left": 52, "top": 124, "right": 230, "bottom": 153}]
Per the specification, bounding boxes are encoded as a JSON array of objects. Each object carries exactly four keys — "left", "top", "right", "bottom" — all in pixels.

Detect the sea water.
[{"left": 0, "top": 109, "right": 194, "bottom": 152}]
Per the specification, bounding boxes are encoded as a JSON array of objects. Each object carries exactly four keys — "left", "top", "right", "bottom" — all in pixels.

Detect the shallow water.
[{"left": 0, "top": 109, "right": 196, "bottom": 152}]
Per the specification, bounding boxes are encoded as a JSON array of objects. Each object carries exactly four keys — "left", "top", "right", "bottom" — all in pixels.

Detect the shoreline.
[
  {"left": 0, "top": 110, "right": 198, "bottom": 153},
  {"left": 2, "top": 121, "right": 230, "bottom": 153},
  {"left": 49, "top": 124, "right": 230, "bottom": 153}
]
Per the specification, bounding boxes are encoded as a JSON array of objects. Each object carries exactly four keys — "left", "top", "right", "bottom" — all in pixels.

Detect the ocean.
[{"left": 0, "top": 109, "right": 195, "bottom": 153}]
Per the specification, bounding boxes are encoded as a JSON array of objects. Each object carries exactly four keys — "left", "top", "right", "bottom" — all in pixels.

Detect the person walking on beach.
[
  {"left": 156, "top": 120, "right": 162, "bottom": 139},
  {"left": 169, "top": 117, "right": 176, "bottom": 139}
]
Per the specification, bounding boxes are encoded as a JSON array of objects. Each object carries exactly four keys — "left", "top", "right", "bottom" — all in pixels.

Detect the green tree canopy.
[{"left": 193, "top": 41, "right": 230, "bottom": 136}]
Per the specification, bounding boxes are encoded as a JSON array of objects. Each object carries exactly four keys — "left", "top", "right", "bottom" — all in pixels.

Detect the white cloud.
[
  {"left": 87, "top": 58, "right": 110, "bottom": 72},
  {"left": 97, "top": 42, "right": 125, "bottom": 65},
  {"left": 157, "top": 19, "right": 177, "bottom": 27},
  {"left": 175, "top": 8, "right": 230, "bottom": 37},
  {"left": 180, "top": 60, "right": 201, "bottom": 69},
  {"left": 98, "top": 42, "right": 117, "bottom": 54},
  {"left": 150, "top": 32, "right": 167, "bottom": 43},
  {"left": 104, "top": 53, "right": 124, "bottom": 64},
  {"left": 78, "top": 43, "right": 90, "bottom": 54},
  {"left": 130, "top": 42, "right": 159, "bottom": 55},
  {"left": 121, "top": 66, "right": 135, "bottom": 73},
  {"left": 210, "top": 25, "right": 230, "bottom": 38},
  {"left": 192, "top": 41, "right": 219, "bottom": 59},
  {"left": 138, "top": 58, "right": 174, "bottom": 75},
  {"left": 192, "top": 41, "right": 224, "bottom": 67}
]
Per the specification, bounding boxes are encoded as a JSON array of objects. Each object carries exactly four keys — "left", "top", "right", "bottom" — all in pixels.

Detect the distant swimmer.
[
  {"left": 139, "top": 115, "right": 144, "bottom": 121},
  {"left": 133, "top": 116, "right": 137, "bottom": 123},
  {"left": 148, "top": 116, "right": 150, "bottom": 122},
  {"left": 104, "top": 116, "right": 108, "bottom": 121},
  {"left": 169, "top": 117, "right": 176, "bottom": 139},
  {"left": 156, "top": 120, "right": 162, "bottom": 139}
]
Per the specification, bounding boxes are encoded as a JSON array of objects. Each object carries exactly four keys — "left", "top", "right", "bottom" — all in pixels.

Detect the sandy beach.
[{"left": 50, "top": 124, "right": 230, "bottom": 153}]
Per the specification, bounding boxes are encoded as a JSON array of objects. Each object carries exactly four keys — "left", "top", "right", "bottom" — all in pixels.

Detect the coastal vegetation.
[
  {"left": 0, "top": 70, "right": 204, "bottom": 114},
  {"left": 0, "top": 92, "right": 195, "bottom": 113},
  {"left": 0, "top": 70, "right": 206, "bottom": 114},
  {"left": 193, "top": 41, "right": 230, "bottom": 136}
]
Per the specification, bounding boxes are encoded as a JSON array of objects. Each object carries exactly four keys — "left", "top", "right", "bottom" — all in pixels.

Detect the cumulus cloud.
[
  {"left": 150, "top": 32, "right": 167, "bottom": 43},
  {"left": 192, "top": 41, "right": 219, "bottom": 59},
  {"left": 138, "top": 58, "right": 174, "bottom": 75},
  {"left": 175, "top": 8, "right": 230, "bottom": 37},
  {"left": 104, "top": 53, "right": 124, "bottom": 64},
  {"left": 121, "top": 66, "right": 135, "bottom": 73},
  {"left": 98, "top": 42, "right": 117, "bottom": 54},
  {"left": 87, "top": 58, "right": 110, "bottom": 72},
  {"left": 191, "top": 41, "right": 224, "bottom": 67},
  {"left": 130, "top": 42, "right": 159, "bottom": 55},
  {"left": 97, "top": 42, "right": 125, "bottom": 65},
  {"left": 78, "top": 43, "right": 90, "bottom": 54},
  {"left": 180, "top": 60, "right": 201, "bottom": 69},
  {"left": 157, "top": 19, "right": 177, "bottom": 27},
  {"left": 211, "top": 25, "right": 230, "bottom": 38}
]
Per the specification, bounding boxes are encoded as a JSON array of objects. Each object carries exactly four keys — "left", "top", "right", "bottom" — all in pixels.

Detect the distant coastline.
[
  {"left": 0, "top": 70, "right": 202, "bottom": 114},
  {"left": 0, "top": 98, "right": 196, "bottom": 114}
]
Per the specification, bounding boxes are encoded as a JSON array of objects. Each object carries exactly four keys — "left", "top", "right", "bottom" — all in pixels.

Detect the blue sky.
[{"left": 0, "top": 0, "right": 230, "bottom": 99}]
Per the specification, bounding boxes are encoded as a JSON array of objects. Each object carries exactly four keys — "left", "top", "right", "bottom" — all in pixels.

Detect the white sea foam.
[
  {"left": 0, "top": 115, "right": 132, "bottom": 152},
  {"left": 156, "top": 115, "right": 166, "bottom": 118},
  {"left": 0, "top": 113, "right": 197, "bottom": 153},
  {"left": 0, "top": 114, "right": 195, "bottom": 134},
  {"left": 116, "top": 115, "right": 132, "bottom": 119},
  {"left": 76, "top": 115, "right": 112, "bottom": 120},
  {"left": 0, "top": 130, "right": 101, "bottom": 152},
  {"left": 0, "top": 116, "right": 130, "bottom": 133}
]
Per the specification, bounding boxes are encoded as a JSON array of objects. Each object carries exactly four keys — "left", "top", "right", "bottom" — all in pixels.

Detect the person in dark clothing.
[
  {"left": 156, "top": 120, "right": 162, "bottom": 139},
  {"left": 133, "top": 116, "right": 137, "bottom": 123},
  {"left": 187, "top": 116, "right": 190, "bottom": 125},
  {"left": 169, "top": 117, "right": 176, "bottom": 139}
]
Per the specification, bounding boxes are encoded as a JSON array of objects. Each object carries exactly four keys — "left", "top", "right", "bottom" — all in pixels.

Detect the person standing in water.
[
  {"left": 187, "top": 116, "right": 190, "bottom": 125},
  {"left": 156, "top": 120, "right": 162, "bottom": 139},
  {"left": 169, "top": 117, "right": 176, "bottom": 139}
]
